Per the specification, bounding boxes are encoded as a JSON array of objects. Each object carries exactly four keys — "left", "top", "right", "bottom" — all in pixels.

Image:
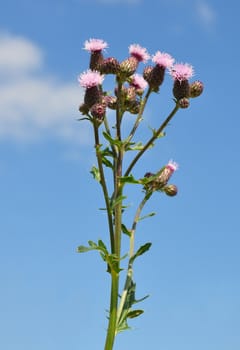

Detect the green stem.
[
  {"left": 93, "top": 122, "right": 115, "bottom": 254},
  {"left": 124, "top": 103, "right": 179, "bottom": 177},
  {"left": 117, "top": 192, "right": 152, "bottom": 324},
  {"left": 126, "top": 87, "right": 152, "bottom": 143},
  {"left": 104, "top": 81, "right": 124, "bottom": 350},
  {"left": 104, "top": 272, "right": 119, "bottom": 350}
]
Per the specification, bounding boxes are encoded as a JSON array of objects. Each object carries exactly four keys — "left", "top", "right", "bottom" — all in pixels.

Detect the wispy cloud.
[
  {"left": 195, "top": 1, "right": 217, "bottom": 28},
  {"left": 0, "top": 32, "right": 90, "bottom": 144}
]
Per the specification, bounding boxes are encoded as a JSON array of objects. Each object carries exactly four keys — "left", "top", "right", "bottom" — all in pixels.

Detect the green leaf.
[
  {"left": 150, "top": 126, "right": 166, "bottom": 139},
  {"left": 120, "top": 175, "right": 140, "bottom": 184},
  {"left": 110, "top": 195, "right": 127, "bottom": 210},
  {"left": 77, "top": 245, "right": 94, "bottom": 253},
  {"left": 101, "top": 156, "right": 113, "bottom": 169},
  {"left": 121, "top": 224, "right": 132, "bottom": 237},
  {"left": 127, "top": 309, "right": 144, "bottom": 319},
  {"left": 90, "top": 166, "right": 101, "bottom": 182},
  {"left": 125, "top": 141, "right": 144, "bottom": 151},
  {"left": 102, "top": 131, "right": 122, "bottom": 147},
  {"left": 129, "top": 242, "right": 152, "bottom": 264},
  {"left": 138, "top": 212, "right": 156, "bottom": 221}
]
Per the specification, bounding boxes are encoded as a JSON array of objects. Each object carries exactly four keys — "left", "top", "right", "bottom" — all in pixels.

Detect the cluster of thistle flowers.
[
  {"left": 78, "top": 38, "right": 203, "bottom": 196},
  {"left": 78, "top": 38, "right": 203, "bottom": 123}
]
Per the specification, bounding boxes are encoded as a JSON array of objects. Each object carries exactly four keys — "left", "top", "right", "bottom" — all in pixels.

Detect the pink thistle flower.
[
  {"left": 129, "top": 44, "right": 150, "bottom": 63},
  {"left": 78, "top": 70, "right": 104, "bottom": 88},
  {"left": 152, "top": 51, "right": 175, "bottom": 69},
  {"left": 166, "top": 160, "right": 179, "bottom": 172},
  {"left": 170, "top": 63, "right": 194, "bottom": 82},
  {"left": 130, "top": 74, "right": 148, "bottom": 90},
  {"left": 84, "top": 38, "right": 108, "bottom": 52}
]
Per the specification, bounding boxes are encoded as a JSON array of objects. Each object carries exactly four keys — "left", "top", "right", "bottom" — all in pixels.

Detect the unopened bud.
[
  {"left": 99, "top": 57, "right": 120, "bottom": 75},
  {"left": 189, "top": 80, "right": 204, "bottom": 98},
  {"left": 90, "top": 103, "right": 106, "bottom": 124},
  {"left": 163, "top": 184, "right": 178, "bottom": 196},
  {"left": 178, "top": 97, "right": 190, "bottom": 109},
  {"left": 119, "top": 57, "right": 138, "bottom": 78}
]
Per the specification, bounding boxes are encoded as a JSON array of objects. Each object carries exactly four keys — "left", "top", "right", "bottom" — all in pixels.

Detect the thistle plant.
[{"left": 77, "top": 38, "right": 203, "bottom": 350}]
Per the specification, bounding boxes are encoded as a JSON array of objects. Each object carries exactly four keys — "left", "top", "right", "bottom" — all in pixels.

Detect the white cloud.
[
  {"left": 196, "top": 1, "right": 217, "bottom": 28},
  {"left": 0, "top": 32, "right": 90, "bottom": 144}
]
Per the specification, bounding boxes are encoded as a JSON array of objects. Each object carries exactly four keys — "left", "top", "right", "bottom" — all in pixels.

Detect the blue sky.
[{"left": 0, "top": 0, "right": 240, "bottom": 349}]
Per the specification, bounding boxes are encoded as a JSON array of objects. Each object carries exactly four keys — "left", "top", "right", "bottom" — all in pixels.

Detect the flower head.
[
  {"left": 78, "top": 70, "right": 104, "bottom": 88},
  {"left": 170, "top": 63, "right": 194, "bottom": 82},
  {"left": 129, "top": 44, "right": 150, "bottom": 63},
  {"left": 130, "top": 73, "right": 148, "bottom": 90},
  {"left": 166, "top": 160, "right": 179, "bottom": 172},
  {"left": 84, "top": 38, "right": 108, "bottom": 52},
  {"left": 152, "top": 51, "right": 174, "bottom": 69}
]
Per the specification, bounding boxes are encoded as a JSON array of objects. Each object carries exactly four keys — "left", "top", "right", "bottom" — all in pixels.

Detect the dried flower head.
[
  {"left": 170, "top": 63, "right": 194, "bottom": 82},
  {"left": 152, "top": 51, "right": 174, "bottom": 69},
  {"left": 84, "top": 38, "right": 108, "bottom": 52},
  {"left": 129, "top": 44, "right": 150, "bottom": 63},
  {"left": 78, "top": 70, "right": 104, "bottom": 88}
]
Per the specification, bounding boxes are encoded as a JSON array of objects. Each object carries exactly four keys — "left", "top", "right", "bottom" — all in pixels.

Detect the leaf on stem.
[
  {"left": 119, "top": 175, "right": 140, "bottom": 185},
  {"left": 125, "top": 141, "right": 144, "bottom": 151},
  {"left": 121, "top": 224, "right": 132, "bottom": 237},
  {"left": 90, "top": 166, "right": 101, "bottom": 182},
  {"left": 129, "top": 242, "right": 152, "bottom": 265},
  {"left": 102, "top": 131, "right": 123, "bottom": 147}
]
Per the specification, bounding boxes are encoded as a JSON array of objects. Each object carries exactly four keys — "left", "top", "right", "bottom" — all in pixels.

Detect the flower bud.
[
  {"left": 119, "top": 57, "right": 138, "bottom": 78},
  {"left": 163, "top": 184, "right": 178, "bottom": 196},
  {"left": 90, "top": 103, "right": 106, "bottom": 124},
  {"left": 143, "top": 65, "right": 165, "bottom": 91},
  {"left": 102, "top": 95, "right": 117, "bottom": 110},
  {"left": 128, "top": 100, "right": 140, "bottom": 114},
  {"left": 156, "top": 161, "right": 178, "bottom": 189},
  {"left": 99, "top": 57, "right": 120, "bottom": 75},
  {"left": 173, "top": 79, "right": 190, "bottom": 100},
  {"left": 189, "top": 80, "right": 204, "bottom": 98},
  {"left": 178, "top": 97, "right": 190, "bottom": 109}
]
